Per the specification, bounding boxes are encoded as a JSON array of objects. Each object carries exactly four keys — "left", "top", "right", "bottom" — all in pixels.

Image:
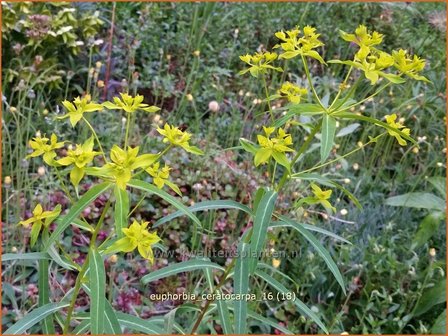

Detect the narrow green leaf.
[
  {"left": 44, "top": 182, "right": 112, "bottom": 250},
  {"left": 234, "top": 242, "right": 250, "bottom": 334},
  {"left": 239, "top": 138, "right": 259, "bottom": 155},
  {"left": 253, "top": 187, "right": 266, "bottom": 211},
  {"left": 255, "top": 269, "right": 328, "bottom": 334},
  {"left": 414, "top": 279, "right": 446, "bottom": 316},
  {"left": 321, "top": 114, "right": 337, "bottom": 163},
  {"left": 89, "top": 248, "right": 106, "bottom": 335},
  {"left": 250, "top": 190, "right": 278, "bottom": 273},
  {"left": 56, "top": 217, "right": 93, "bottom": 232},
  {"left": 270, "top": 221, "right": 351, "bottom": 245},
  {"left": 246, "top": 309, "right": 293, "bottom": 334},
  {"left": 216, "top": 290, "right": 233, "bottom": 334},
  {"left": 72, "top": 320, "right": 91, "bottom": 334},
  {"left": 115, "top": 312, "right": 165, "bottom": 334},
  {"left": 277, "top": 215, "right": 346, "bottom": 294},
  {"left": 164, "top": 308, "right": 177, "bottom": 334},
  {"left": 2, "top": 252, "right": 51, "bottom": 262},
  {"left": 154, "top": 200, "right": 252, "bottom": 228},
  {"left": 114, "top": 185, "right": 129, "bottom": 238},
  {"left": 386, "top": 192, "right": 445, "bottom": 211},
  {"left": 128, "top": 179, "right": 202, "bottom": 229},
  {"left": 4, "top": 302, "right": 69, "bottom": 334},
  {"left": 141, "top": 259, "right": 224, "bottom": 284},
  {"left": 333, "top": 112, "right": 416, "bottom": 145},
  {"left": 427, "top": 176, "right": 446, "bottom": 197},
  {"left": 38, "top": 259, "right": 55, "bottom": 334},
  {"left": 413, "top": 212, "right": 444, "bottom": 248},
  {"left": 82, "top": 285, "right": 122, "bottom": 334},
  {"left": 291, "top": 172, "right": 362, "bottom": 209},
  {"left": 431, "top": 309, "right": 446, "bottom": 334}
]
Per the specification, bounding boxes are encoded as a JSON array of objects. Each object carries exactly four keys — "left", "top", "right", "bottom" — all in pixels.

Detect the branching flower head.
[
  {"left": 105, "top": 220, "right": 161, "bottom": 263},
  {"left": 27, "top": 133, "right": 65, "bottom": 165},
  {"left": 296, "top": 184, "right": 336, "bottom": 213},
  {"left": 392, "top": 49, "right": 429, "bottom": 82},
  {"left": 146, "top": 162, "right": 181, "bottom": 195},
  {"left": 255, "top": 127, "right": 293, "bottom": 170},
  {"left": 157, "top": 124, "right": 204, "bottom": 155},
  {"left": 19, "top": 204, "right": 61, "bottom": 247},
  {"left": 56, "top": 136, "right": 101, "bottom": 187},
  {"left": 59, "top": 96, "right": 103, "bottom": 127},
  {"left": 274, "top": 25, "right": 325, "bottom": 63},
  {"left": 278, "top": 82, "right": 308, "bottom": 103},
  {"left": 385, "top": 114, "right": 411, "bottom": 146},
  {"left": 96, "top": 145, "right": 158, "bottom": 190},
  {"left": 239, "top": 51, "right": 283, "bottom": 78},
  {"left": 340, "top": 25, "right": 384, "bottom": 47},
  {"left": 102, "top": 93, "right": 161, "bottom": 113}
]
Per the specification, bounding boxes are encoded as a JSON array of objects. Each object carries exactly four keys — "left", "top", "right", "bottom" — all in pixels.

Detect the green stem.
[
  {"left": 262, "top": 75, "right": 274, "bottom": 122},
  {"left": 276, "top": 120, "right": 323, "bottom": 191},
  {"left": 301, "top": 55, "right": 326, "bottom": 111},
  {"left": 82, "top": 117, "right": 107, "bottom": 162},
  {"left": 295, "top": 133, "right": 386, "bottom": 176},
  {"left": 328, "top": 66, "right": 353, "bottom": 111},
  {"left": 124, "top": 114, "right": 131, "bottom": 148},
  {"left": 62, "top": 200, "right": 111, "bottom": 334}
]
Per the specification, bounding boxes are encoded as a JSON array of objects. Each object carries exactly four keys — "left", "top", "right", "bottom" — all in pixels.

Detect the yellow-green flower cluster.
[
  {"left": 278, "top": 82, "right": 308, "bottom": 103},
  {"left": 274, "top": 25, "right": 325, "bottom": 63},
  {"left": 157, "top": 124, "right": 204, "bottom": 155},
  {"left": 239, "top": 51, "right": 283, "bottom": 78},
  {"left": 105, "top": 220, "right": 160, "bottom": 263},
  {"left": 385, "top": 114, "right": 411, "bottom": 146},
  {"left": 60, "top": 96, "right": 103, "bottom": 127},
  {"left": 102, "top": 93, "right": 160, "bottom": 113},
  {"left": 255, "top": 127, "right": 294, "bottom": 169},
  {"left": 296, "top": 184, "right": 336, "bottom": 213},
  {"left": 19, "top": 204, "right": 61, "bottom": 247},
  {"left": 334, "top": 25, "right": 428, "bottom": 84},
  {"left": 27, "top": 133, "right": 65, "bottom": 165}
]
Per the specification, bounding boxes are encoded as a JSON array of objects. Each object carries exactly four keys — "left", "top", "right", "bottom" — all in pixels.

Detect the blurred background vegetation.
[{"left": 2, "top": 2, "right": 446, "bottom": 334}]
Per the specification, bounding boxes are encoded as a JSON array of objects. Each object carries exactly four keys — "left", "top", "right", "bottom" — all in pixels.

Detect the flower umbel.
[
  {"left": 278, "top": 82, "right": 308, "bottom": 103},
  {"left": 340, "top": 25, "right": 384, "bottom": 47},
  {"left": 296, "top": 183, "right": 336, "bottom": 213},
  {"left": 274, "top": 25, "right": 325, "bottom": 63},
  {"left": 392, "top": 49, "right": 429, "bottom": 82},
  {"left": 102, "top": 93, "right": 161, "bottom": 113},
  {"left": 93, "top": 145, "right": 158, "bottom": 190},
  {"left": 385, "top": 114, "right": 411, "bottom": 146},
  {"left": 59, "top": 96, "right": 103, "bottom": 127},
  {"left": 105, "top": 220, "right": 161, "bottom": 263},
  {"left": 27, "top": 133, "right": 65, "bottom": 165},
  {"left": 157, "top": 124, "right": 204, "bottom": 155},
  {"left": 255, "top": 127, "right": 294, "bottom": 170},
  {"left": 146, "top": 162, "right": 181, "bottom": 195},
  {"left": 19, "top": 204, "right": 61, "bottom": 247},
  {"left": 239, "top": 51, "right": 283, "bottom": 78},
  {"left": 56, "top": 136, "right": 101, "bottom": 187}
]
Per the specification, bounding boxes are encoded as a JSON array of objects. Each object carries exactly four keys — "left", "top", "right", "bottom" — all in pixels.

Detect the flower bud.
[
  {"left": 193, "top": 50, "right": 200, "bottom": 57},
  {"left": 97, "top": 80, "right": 105, "bottom": 88},
  {"left": 272, "top": 259, "right": 281, "bottom": 268},
  {"left": 186, "top": 94, "right": 193, "bottom": 102},
  {"left": 37, "top": 166, "right": 46, "bottom": 176},
  {"left": 109, "top": 254, "right": 118, "bottom": 263},
  {"left": 4, "top": 176, "right": 12, "bottom": 185},
  {"left": 208, "top": 100, "right": 220, "bottom": 112},
  {"left": 429, "top": 248, "right": 436, "bottom": 257}
]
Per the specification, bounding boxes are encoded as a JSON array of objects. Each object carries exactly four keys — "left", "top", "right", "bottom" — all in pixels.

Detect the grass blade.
[
  {"left": 44, "top": 182, "right": 112, "bottom": 250},
  {"left": 72, "top": 320, "right": 91, "bottom": 334},
  {"left": 255, "top": 269, "right": 328, "bottom": 334},
  {"left": 141, "top": 259, "right": 224, "bottom": 284},
  {"left": 115, "top": 312, "right": 165, "bottom": 334},
  {"left": 128, "top": 179, "right": 202, "bottom": 229},
  {"left": 277, "top": 215, "right": 346, "bottom": 294},
  {"left": 321, "top": 114, "right": 337, "bottom": 163},
  {"left": 114, "top": 185, "right": 129, "bottom": 238},
  {"left": 38, "top": 259, "right": 55, "bottom": 334},
  {"left": 249, "top": 190, "right": 277, "bottom": 273},
  {"left": 154, "top": 200, "right": 252, "bottom": 228},
  {"left": 234, "top": 242, "right": 250, "bottom": 334},
  {"left": 4, "top": 302, "right": 69, "bottom": 334},
  {"left": 89, "top": 248, "right": 106, "bottom": 335}
]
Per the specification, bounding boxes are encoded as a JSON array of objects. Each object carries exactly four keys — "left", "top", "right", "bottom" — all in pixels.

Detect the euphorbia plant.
[{"left": 3, "top": 24, "right": 427, "bottom": 335}]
